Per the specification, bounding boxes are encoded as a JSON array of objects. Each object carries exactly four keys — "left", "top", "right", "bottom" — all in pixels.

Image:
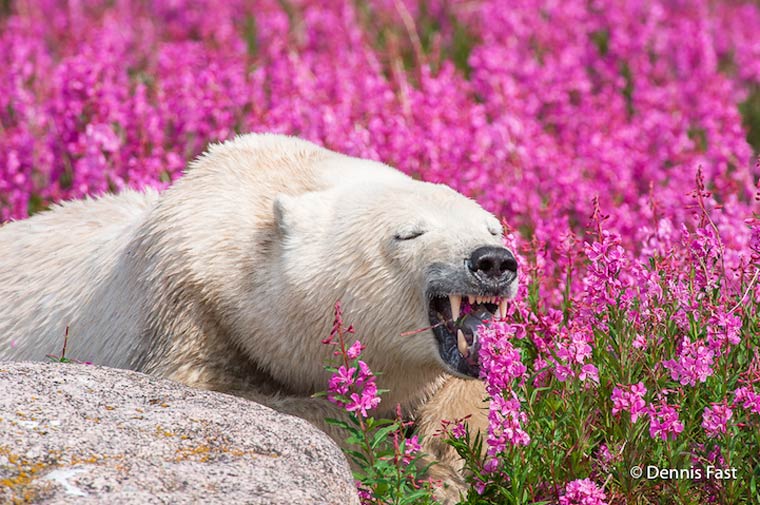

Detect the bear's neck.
[{"left": 376, "top": 368, "right": 448, "bottom": 418}]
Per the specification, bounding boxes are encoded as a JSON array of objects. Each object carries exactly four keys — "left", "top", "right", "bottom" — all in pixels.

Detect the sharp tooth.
[
  {"left": 476, "top": 296, "right": 482, "bottom": 304},
  {"left": 499, "top": 299, "right": 508, "bottom": 320},
  {"left": 449, "top": 294, "right": 461, "bottom": 322},
  {"left": 457, "top": 329, "right": 469, "bottom": 357},
  {"left": 468, "top": 295, "right": 475, "bottom": 305}
]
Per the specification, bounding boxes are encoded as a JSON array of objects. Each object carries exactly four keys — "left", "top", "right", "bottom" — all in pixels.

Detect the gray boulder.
[{"left": 0, "top": 362, "right": 359, "bottom": 504}]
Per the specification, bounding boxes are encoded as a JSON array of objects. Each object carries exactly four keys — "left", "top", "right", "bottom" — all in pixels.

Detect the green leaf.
[
  {"left": 371, "top": 423, "right": 401, "bottom": 450},
  {"left": 398, "top": 488, "right": 435, "bottom": 504},
  {"left": 324, "top": 418, "right": 351, "bottom": 430}
]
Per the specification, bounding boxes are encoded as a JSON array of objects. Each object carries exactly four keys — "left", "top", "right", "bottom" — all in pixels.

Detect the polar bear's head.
[{"left": 272, "top": 166, "right": 518, "bottom": 383}]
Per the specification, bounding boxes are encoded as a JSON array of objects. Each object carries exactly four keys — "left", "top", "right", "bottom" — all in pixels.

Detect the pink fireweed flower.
[
  {"left": 554, "top": 364, "right": 574, "bottom": 382},
  {"left": 585, "top": 232, "right": 626, "bottom": 276},
  {"left": 478, "top": 322, "right": 527, "bottom": 396},
  {"left": 611, "top": 382, "right": 648, "bottom": 423},
  {"left": 477, "top": 322, "right": 530, "bottom": 461},
  {"left": 701, "top": 403, "right": 733, "bottom": 438},
  {"left": 486, "top": 392, "right": 530, "bottom": 460},
  {"left": 532, "top": 356, "right": 552, "bottom": 388},
  {"left": 596, "top": 444, "right": 613, "bottom": 464},
  {"left": 326, "top": 343, "right": 381, "bottom": 417},
  {"left": 706, "top": 310, "right": 742, "bottom": 352},
  {"left": 356, "top": 482, "right": 373, "bottom": 504},
  {"left": 451, "top": 421, "right": 466, "bottom": 440},
  {"left": 345, "top": 375, "right": 381, "bottom": 417},
  {"left": 473, "top": 477, "right": 487, "bottom": 495},
  {"left": 566, "top": 330, "right": 593, "bottom": 364},
  {"left": 559, "top": 478, "right": 608, "bottom": 505},
  {"left": 632, "top": 334, "right": 647, "bottom": 350},
  {"left": 707, "top": 444, "right": 726, "bottom": 467},
  {"left": 345, "top": 339, "right": 365, "bottom": 359},
  {"left": 583, "top": 230, "right": 628, "bottom": 307},
  {"left": 648, "top": 403, "right": 684, "bottom": 441},
  {"left": 323, "top": 305, "right": 380, "bottom": 417},
  {"left": 690, "top": 226, "right": 722, "bottom": 264},
  {"left": 662, "top": 337, "right": 715, "bottom": 386},
  {"left": 579, "top": 363, "right": 599, "bottom": 384},
  {"left": 549, "top": 324, "right": 599, "bottom": 385},
  {"left": 401, "top": 435, "right": 421, "bottom": 465},
  {"left": 482, "top": 457, "right": 499, "bottom": 473},
  {"left": 749, "top": 221, "right": 760, "bottom": 260},
  {"left": 327, "top": 364, "right": 355, "bottom": 398},
  {"left": 733, "top": 387, "right": 760, "bottom": 415},
  {"left": 436, "top": 415, "right": 471, "bottom": 440}
]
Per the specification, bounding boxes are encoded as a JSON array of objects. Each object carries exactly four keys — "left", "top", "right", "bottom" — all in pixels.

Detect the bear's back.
[{"left": 0, "top": 189, "right": 159, "bottom": 365}]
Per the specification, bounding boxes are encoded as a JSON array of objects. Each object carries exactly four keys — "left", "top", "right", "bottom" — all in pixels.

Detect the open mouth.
[{"left": 428, "top": 294, "right": 509, "bottom": 378}]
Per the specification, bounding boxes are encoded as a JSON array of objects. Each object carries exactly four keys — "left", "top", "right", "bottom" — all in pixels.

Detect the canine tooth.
[
  {"left": 457, "top": 329, "right": 469, "bottom": 357},
  {"left": 449, "top": 294, "right": 461, "bottom": 321},
  {"left": 499, "top": 299, "right": 508, "bottom": 320}
]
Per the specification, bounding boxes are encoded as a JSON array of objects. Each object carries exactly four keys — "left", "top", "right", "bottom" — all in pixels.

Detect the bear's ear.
[
  {"left": 273, "top": 193, "right": 296, "bottom": 236},
  {"left": 273, "top": 192, "right": 326, "bottom": 236}
]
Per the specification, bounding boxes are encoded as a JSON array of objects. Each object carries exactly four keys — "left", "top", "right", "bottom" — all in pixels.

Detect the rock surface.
[{"left": 0, "top": 362, "right": 359, "bottom": 504}]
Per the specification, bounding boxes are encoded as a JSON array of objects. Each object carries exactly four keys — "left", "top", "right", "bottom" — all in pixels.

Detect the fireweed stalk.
[{"left": 319, "top": 302, "right": 437, "bottom": 505}]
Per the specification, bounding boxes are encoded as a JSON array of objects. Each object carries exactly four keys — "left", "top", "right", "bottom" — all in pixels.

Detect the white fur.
[
  {"left": 0, "top": 134, "right": 507, "bottom": 501},
  {"left": 0, "top": 189, "right": 160, "bottom": 368}
]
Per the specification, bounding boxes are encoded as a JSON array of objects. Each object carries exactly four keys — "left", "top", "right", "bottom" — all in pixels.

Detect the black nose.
[{"left": 468, "top": 246, "right": 518, "bottom": 279}]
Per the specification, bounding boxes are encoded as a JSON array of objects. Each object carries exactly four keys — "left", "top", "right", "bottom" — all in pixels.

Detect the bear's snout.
[{"left": 467, "top": 246, "right": 518, "bottom": 280}]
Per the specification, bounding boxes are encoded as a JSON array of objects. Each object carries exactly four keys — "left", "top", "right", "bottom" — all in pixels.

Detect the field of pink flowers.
[{"left": 2, "top": 0, "right": 760, "bottom": 503}]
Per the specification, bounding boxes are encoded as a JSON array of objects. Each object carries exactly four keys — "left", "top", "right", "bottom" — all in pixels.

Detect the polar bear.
[{"left": 0, "top": 134, "right": 518, "bottom": 499}]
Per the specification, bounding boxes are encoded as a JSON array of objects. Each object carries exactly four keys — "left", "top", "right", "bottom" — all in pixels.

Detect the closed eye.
[
  {"left": 394, "top": 230, "right": 426, "bottom": 240},
  {"left": 487, "top": 220, "right": 503, "bottom": 236}
]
